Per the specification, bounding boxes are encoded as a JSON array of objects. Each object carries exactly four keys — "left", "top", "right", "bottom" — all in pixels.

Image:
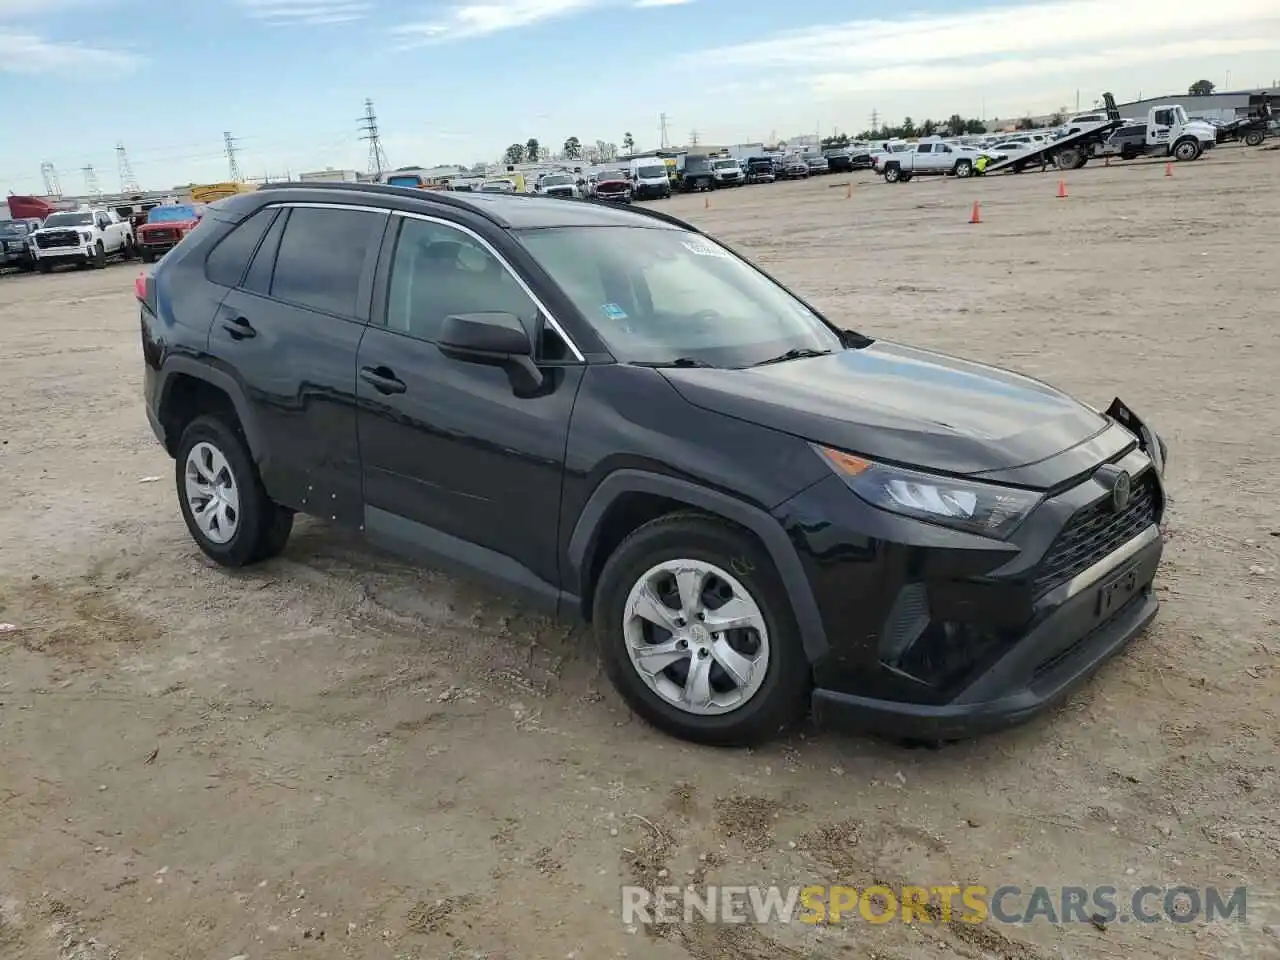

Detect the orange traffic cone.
[
  {"left": 845, "top": 182, "right": 852, "bottom": 199},
  {"left": 1165, "top": 162, "right": 1173, "bottom": 177},
  {"left": 1057, "top": 179, "right": 1068, "bottom": 198},
  {"left": 969, "top": 201, "right": 982, "bottom": 224},
  {"left": 1104, "top": 156, "right": 1111, "bottom": 166},
  {"left": 704, "top": 194, "right": 710, "bottom": 209}
]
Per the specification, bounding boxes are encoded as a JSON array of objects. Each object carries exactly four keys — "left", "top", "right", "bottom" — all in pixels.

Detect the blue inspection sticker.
[{"left": 601, "top": 302, "right": 628, "bottom": 320}]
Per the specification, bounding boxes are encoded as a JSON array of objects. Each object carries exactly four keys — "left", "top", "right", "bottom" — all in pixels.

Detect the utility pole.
[
  {"left": 658, "top": 112, "right": 670, "bottom": 149},
  {"left": 688, "top": 129, "right": 699, "bottom": 147},
  {"left": 81, "top": 164, "right": 100, "bottom": 198},
  {"left": 40, "top": 161, "right": 62, "bottom": 198},
  {"left": 116, "top": 142, "right": 140, "bottom": 193},
  {"left": 359, "top": 98, "right": 389, "bottom": 178},
  {"left": 869, "top": 108, "right": 879, "bottom": 133},
  {"left": 224, "top": 131, "right": 243, "bottom": 182}
]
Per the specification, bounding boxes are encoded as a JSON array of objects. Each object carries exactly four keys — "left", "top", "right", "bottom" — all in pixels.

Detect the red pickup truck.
[{"left": 136, "top": 204, "right": 204, "bottom": 262}]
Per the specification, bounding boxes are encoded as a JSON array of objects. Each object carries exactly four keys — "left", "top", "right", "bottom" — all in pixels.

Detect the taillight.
[
  {"left": 135, "top": 271, "right": 156, "bottom": 313},
  {"left": 134, "top": 273, "right": 147, "bottom": 301}
]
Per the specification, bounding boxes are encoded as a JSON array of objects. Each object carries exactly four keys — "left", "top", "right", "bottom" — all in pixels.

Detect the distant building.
[
  {"left": 1113, "top": 88, "right": 1277, "bottom": 123},
  {"left": 297, "top": 168, "right": 361, "bottom": 182}
]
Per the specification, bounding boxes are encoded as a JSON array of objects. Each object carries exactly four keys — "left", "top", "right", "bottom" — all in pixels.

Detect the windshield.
[
  {"left": 387, "top": 175, "right": 424, "bottom": 187},
  {"left": 637, "top": 165, "right": 665, "bottom": 178},
  {"left": 713, "top": 159, "right": 738, "bottom": 169},
  {"left": 684, "top": 157, "right": 712, "bottom": 173},
  {"left": 147, "top": 205, "right": 198, "bottom": 224},
  {"left": 542, "top": 175, "right": 572, "bottom": 186},
  {"left": 518, "top": 226, "right": 843, "bottom": 367},
  {"left": 42, "top": 212, "right": 93, "bottom": 227},
  {"left": 0, "top": 221, "right": 30, "bottom": 237}
]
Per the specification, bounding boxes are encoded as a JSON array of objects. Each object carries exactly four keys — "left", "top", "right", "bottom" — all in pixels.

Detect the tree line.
[{"left": 503, "top": 132, "right": 639, "bottom": 166}]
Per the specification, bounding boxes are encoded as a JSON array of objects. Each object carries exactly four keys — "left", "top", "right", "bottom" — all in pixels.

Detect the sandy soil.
[{"left": 1, "top": 145, "right": 1277, "bottom": 960}]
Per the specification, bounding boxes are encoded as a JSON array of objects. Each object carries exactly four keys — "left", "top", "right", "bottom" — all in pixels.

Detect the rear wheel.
[
  {"left": 1245, "top": 131, "right": 1264, "bottom": 147},
  {"left": 175, "top": 415, "right": 293, "bottom": 567},
  {"left": 593, "top": 514, "right": 810, "bottom": 746},
  {"left": 954, "top": 160, "right": 973, "bottom": 178}
]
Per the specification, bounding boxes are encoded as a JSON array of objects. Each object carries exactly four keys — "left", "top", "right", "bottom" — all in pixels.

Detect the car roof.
[{"left": 249, "top": 181, "right": 690, "bottom": 231}]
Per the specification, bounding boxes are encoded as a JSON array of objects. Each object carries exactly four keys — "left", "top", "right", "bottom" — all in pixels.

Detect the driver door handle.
[
  {"left": 222, "top": 316, "right": 256, "bottom": 340},
  {"left": 360, "top": 365, "right": 407, "bottom": 395}
]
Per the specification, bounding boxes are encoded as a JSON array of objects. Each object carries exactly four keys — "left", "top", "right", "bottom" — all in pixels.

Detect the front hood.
[
  {"left": 658, "top": 341, "right": 1108, "bottom": 477},
  {"left": 140, "top": 220, "right": 196, "bottom": 233}
]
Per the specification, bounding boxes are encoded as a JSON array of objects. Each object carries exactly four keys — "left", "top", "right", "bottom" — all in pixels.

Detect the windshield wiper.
[
  {"left": 751, "top": 347, "right": 834, "bottom": 367},
  {"left": 631, "top": 357, "right": 715, "bottom": 369}
]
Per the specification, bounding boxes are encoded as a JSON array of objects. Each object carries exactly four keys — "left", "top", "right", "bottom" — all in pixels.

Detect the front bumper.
[
  {"left": 774, "top": 411, "right": 1167, "bottom": 740},
  {"left": 35, "top": 244, "right": 95, "bottom": 262},
  {"left": 812, "top": 526, "right": 1161, "bottom": 739}
]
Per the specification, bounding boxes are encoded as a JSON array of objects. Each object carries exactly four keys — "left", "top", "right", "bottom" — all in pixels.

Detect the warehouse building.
[{"left": 1114, "top": 88, "right": 1277, "bottom": 123}]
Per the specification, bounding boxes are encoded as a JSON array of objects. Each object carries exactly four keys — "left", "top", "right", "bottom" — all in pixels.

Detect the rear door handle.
[
  {"left": 222, "top": 316, "right": 256, "bottom": 340},
  {"left": 360, "top": 366, "right": 407, "bottom": 395}
]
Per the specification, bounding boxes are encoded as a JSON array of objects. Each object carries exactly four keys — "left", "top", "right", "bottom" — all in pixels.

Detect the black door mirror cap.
[{"left": 438, "top": 312, "right": 532, "bottom": 358}]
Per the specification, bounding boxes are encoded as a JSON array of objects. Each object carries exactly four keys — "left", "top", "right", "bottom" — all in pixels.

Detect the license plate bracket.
[{"left": 1095, "top": 564, "right": 1139, "bottom": 619}]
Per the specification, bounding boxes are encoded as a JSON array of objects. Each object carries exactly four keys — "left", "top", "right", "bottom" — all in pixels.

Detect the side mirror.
[{"left": 437, "top": 312, "right": 542, "bottom": 393}]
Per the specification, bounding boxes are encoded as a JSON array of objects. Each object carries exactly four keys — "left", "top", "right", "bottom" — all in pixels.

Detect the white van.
[{"left": 628, "top": 158, "right": 671, "bottom": 200}]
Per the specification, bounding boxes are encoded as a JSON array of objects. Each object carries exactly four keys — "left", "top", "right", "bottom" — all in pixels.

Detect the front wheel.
[
  {"left": 38, "top": 260, "right": 52, "bottom": 274},
  {"left": 1173, "top": 138, "right": 1201, "bottom": 161},
  {"left": 175, "top": 415, "right": 294, "bottom": 567},
  {"left": 141, "top": 249, "right": 156, "bottom": 264},
  {"left": 91, "top": 242, "right": 106, "bottom": 269},
  {"left": 593, "top": 513, "right": 810, "bottom": 746},
  {"left": 883, "top": 165, "right": 901, "bottom": 183}
]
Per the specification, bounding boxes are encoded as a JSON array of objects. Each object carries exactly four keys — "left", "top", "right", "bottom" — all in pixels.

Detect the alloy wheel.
[{"left": 622, "top": 559, "right": 770, "bottom": 716}]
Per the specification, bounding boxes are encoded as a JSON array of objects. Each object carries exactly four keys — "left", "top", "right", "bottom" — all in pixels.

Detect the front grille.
[
  {"left": 1032, "top": 471, "right": 1158, "bottom": 596},
  {"left": 144, "top": 228, "right": 177, "bottom": 242},
  {"left": 36, "top": 231, "right": 79, "bottom": 249}
]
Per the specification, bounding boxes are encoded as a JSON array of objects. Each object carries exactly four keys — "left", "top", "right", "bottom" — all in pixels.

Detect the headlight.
[
  {"left": 81, "top": 232, "right": 92, "bottom": 243},
  {"left": 812, "top": 444, "right": 1042, "bottom": 539}
]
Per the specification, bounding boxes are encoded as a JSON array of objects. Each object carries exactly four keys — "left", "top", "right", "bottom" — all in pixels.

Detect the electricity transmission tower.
[
  {"left": 116, "top": 142, "right": 140, "bottom": 193},
  {"left": 658, "top": 112, "right": 671, "bottom": 149},
  {"left": 358, "top": 99, "right": 389, "bottom": 178},
  {"left": 40, "top": 162, "right": 63, "bottom": 198},
  {"left": 224, "top": 131, "right": 243, "bottom": 182},
  {"left": 688, "top": 129, "right": 700, "bottom": 147},
  {"left": 869, "top": 108, "right": 880, "bottom": 132},
  {"left": 82, "top": 164, "right": 101, "bottom": 198}
]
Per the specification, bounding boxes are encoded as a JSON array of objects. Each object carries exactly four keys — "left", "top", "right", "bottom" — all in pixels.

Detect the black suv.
[{"left": 139, "top": 182, "right": 1168, "bottom": 746}]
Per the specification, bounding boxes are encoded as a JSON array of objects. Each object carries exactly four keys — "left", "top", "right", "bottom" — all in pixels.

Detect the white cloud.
[
  {"left": 393, "top": 0, "right": 599, "bottom": 43},
  {"left": 688, "top": 0, "right": 1280, "bottom": 71},
  {"left": 633, "top": 0, "right": 691, "bottom": 7},
  {"left": 238, "top": 0, "right": 374, "bottom": 25},
  {"left": 0, "top": 29, "right": 141, "bottom": 72}
]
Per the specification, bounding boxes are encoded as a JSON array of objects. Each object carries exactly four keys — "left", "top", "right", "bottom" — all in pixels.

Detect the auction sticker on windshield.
[
  {"left": 601, "top": 303, "right": 628, "bottom": 320},
  {"left": 681, "top": 239, "right": 730, "bottom": 259}
]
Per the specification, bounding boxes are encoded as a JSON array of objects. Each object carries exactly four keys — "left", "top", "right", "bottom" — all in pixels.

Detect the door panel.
[{"left": 355, "top": 213, "right": 584, "bottom": 594}]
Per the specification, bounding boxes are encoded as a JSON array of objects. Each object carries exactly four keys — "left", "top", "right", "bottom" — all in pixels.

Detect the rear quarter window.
[{"left": 204, "top": 208, "right": 277, "bottom": 287}]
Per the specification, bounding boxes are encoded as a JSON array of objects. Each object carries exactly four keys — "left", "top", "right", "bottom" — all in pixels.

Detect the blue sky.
[{"left": 2, "top": 0, "right": 1278, "bottom": 193}]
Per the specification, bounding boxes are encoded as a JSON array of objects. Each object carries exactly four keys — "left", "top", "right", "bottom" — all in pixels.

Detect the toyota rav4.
[{"left": 138, "top": 182, "right": 1168, "bottom": 747}]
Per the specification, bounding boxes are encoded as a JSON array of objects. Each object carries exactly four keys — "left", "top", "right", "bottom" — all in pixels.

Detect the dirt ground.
[{"left": 1, "top": 145, "right": 1278, "bottom": 960}]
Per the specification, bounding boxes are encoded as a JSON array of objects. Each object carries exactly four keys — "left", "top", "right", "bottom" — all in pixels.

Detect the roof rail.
[{"left": 255, "top": 179, "right": 494, "bottom": 217}]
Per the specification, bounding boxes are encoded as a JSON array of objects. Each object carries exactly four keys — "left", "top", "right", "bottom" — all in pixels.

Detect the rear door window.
[
  {"left": 269, "top": 206, "right": 386, "bottom": 319},
  {"left": 242, "top": 208, "right": 287, "bottom": 295}
]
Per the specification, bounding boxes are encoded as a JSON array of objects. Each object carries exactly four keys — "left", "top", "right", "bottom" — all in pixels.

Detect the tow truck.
[{"left": 984, "top": 95, "right": 1124, "bottom": 174}]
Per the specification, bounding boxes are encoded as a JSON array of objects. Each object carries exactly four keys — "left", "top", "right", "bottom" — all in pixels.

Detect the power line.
[
  {"left": 358, "top": 98, "right": 389, "bottom": 178},
  {"left": 224, "top": 131, "right": 243, "bottom": 182},
  {"left": 116, "top": 142, "right": 140, "bottom": 193},
  {"left": 40, "top": 162, "right": 62, "bottom": 198},
  {"left": 81, "top": 164, "right": 101, "bottom": 198}
]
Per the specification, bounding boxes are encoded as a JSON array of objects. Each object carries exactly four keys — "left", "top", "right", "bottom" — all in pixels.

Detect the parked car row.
[{"left": 1, "top": 202, "right": 205, "bottom": 275}]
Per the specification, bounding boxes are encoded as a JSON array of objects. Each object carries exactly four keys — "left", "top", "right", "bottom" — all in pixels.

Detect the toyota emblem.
[{"left": 1111, "top": 471, "right": 1132, "bottom": 513}]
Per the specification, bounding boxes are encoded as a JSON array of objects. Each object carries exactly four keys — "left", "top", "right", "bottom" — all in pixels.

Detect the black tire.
[
  {"left": 592, "top": 512, "right": 811, "bottom": 746},
  {"left": 899, "top": 173, "right": 913, "bottom": 182},
  {"left": 91, "top": 242, "right": 106, "bottom": 269},
  {"left": 1245, "top": 131, "right": 1264, "bottom": 147},
  {"left": 142, "top": 249, "right": 156, "bottom": 264},
  {"left": 954, "top": 160, "right": 973, "bottom": 178},
  {"left": 1173, "top": 138, "right": 1201, "bottom": 161},
  {"left": 38, "top": 260, "right": 52, "bottom": 274},
  {"left": 175, "top": 415, "right": 293, "bottom": 567},
  {"left": 883, "top": 165, "right": 901, "bottom": 183}
]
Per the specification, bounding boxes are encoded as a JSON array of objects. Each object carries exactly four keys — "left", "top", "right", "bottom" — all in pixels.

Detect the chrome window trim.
[{"left": 391, "top": 209, "right": 585, "bottom": 363}]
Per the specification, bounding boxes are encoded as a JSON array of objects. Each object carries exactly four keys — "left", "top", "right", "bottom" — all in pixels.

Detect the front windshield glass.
[
  {"left": 713, "top": 159, "right": 738, "bottom": 169},
  {"left": 0, "top": 221, "right": 30, "bottom": 237},
  {"left": 147, "top": 206, "right": 198, "bottom": 224},
  {"left": 43, "top": 212, "right": 93, "bottom": 227},
  {"left": 518, "top": 226, "right": 843, "bottom": 367},
  {"left": 637, "top": 165, "right": 665, "bottom": 178},
  {"left": 542, "top": 175, "right": 572, "bottom": 186}
]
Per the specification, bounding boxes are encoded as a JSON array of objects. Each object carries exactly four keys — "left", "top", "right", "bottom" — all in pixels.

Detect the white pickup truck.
[
  {"left": 29, "top": 207, "right": 135, "bottom": 272},
  {"left": 874, "top": 139, "right": 995, "bottom": 182}
]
